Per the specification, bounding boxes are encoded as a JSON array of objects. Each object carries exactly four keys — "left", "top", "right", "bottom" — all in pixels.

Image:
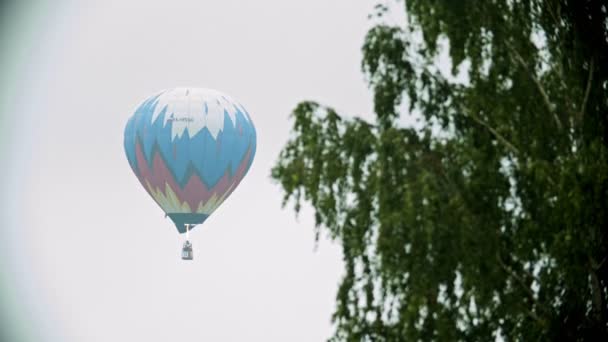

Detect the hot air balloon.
[{"left": 124, "top": 88, "right": 256, "bottom": 260}]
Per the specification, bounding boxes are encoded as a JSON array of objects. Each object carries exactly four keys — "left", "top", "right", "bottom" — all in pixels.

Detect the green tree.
[{"left": 272, "top": 0, "right": 608, "bottom": 340}]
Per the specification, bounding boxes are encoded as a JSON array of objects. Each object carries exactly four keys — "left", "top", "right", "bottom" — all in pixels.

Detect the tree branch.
[
  {"left": 588, "top": 254, "right": 607, "bottom": 323},
  {"left": 543, "top": 0, "right": 561, "bottom": 28},
  {"left": 506, "top": 42, "right": 563, "bottom": 131},
  {"left": 496, "top": 253, "right": 552, "bottom": 323},
  {"left": 461, "top": 107, "right": 562, "bottom": 188},
  {"left": 461, "top": 107, "right": 520, "bottom": 155},
  {"left": 591, "top": 256, "right": 607, "bottom": 271},
  {"left": 590, "top": 266, "right": 605, "bottom": 321},
  {"left": 578, "top": 56, "right": 594, "bottom": 123}
]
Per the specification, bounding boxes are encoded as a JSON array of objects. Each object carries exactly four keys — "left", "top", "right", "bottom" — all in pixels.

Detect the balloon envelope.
[{"left": 124, "top": 88, "right": 256, "bottom": 233}]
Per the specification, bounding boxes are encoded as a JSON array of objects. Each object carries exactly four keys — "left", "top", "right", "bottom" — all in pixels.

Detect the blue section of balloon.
[{"left": 124, "top": 93, "right": 257, "bottom": 188}]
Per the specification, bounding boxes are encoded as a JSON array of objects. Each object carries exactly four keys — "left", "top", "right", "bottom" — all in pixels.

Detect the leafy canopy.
[{"left": 272, "top": 1, "right": 608, "bottom": 340}]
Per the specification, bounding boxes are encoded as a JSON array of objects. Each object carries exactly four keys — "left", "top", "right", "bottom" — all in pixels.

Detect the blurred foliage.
[{"left": 272, "top": 0, "right": 607, "bottom": 340}]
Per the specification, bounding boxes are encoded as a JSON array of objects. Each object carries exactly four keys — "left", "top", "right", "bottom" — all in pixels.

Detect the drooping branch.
[
  {"left": 506, "top": 41, "right": 563, "bottom": 132},
  {"left": 588, "top": 254, "right": 608, "bottom": 324},
  {"left": 578, "top": 56, "right": 594, "bottom": 122},
  {"left": 461, "top": 107, "right": 520, "bottom": 155},
  {"left": 496, "top": 253, "right": 552, "bottom": 324}
]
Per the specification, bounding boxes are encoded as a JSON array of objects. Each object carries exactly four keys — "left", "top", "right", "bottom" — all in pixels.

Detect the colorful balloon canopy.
[{"left": 124, "top": 88, "right": 256, "bottom": 233}]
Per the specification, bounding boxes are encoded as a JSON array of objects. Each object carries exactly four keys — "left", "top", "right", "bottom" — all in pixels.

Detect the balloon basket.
[{"left": 181, "top": 240, "right": 193, "bottom": 260}]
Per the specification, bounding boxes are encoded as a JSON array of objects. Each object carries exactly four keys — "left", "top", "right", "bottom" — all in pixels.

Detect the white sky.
[{"left": 1, "top": 1, "right": 377, "bottom": 341}]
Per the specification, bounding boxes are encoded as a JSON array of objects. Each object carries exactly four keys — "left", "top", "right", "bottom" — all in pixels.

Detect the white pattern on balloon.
[{"left": 148, "top": 88, "right": 250, "bottom": 140}]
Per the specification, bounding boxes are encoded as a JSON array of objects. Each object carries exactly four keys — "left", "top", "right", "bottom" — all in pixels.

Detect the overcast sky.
[{"left": 1, "top": 1, "right": 378, "bottom": 341}]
